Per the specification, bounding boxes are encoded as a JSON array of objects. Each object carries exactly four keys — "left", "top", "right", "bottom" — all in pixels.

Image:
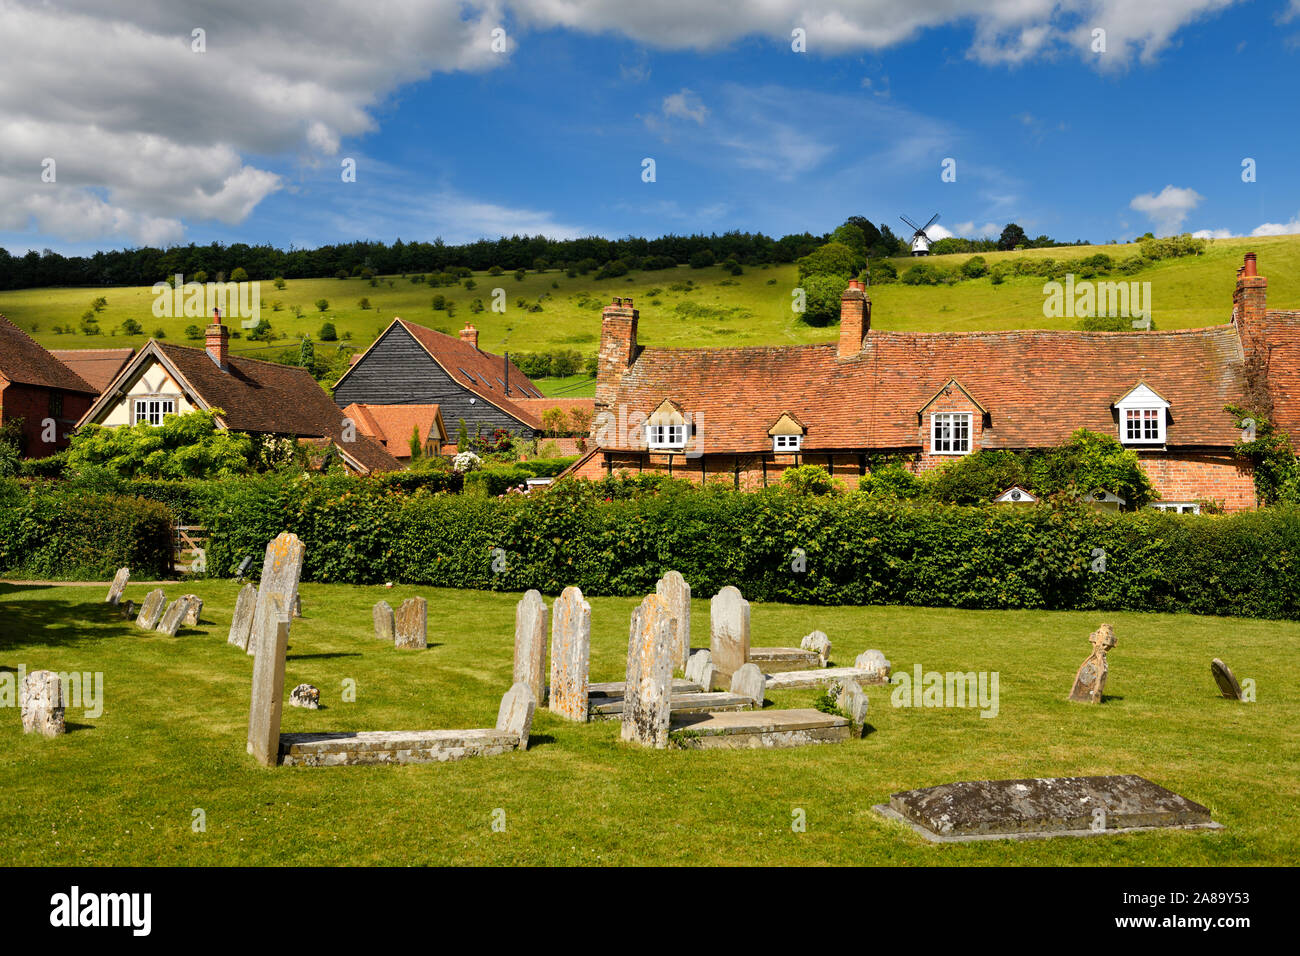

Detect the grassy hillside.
[{"left": 2, "top": 234, "right": 1297, "bottom": 398}]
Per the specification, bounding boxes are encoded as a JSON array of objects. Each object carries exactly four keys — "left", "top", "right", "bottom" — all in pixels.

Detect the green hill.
[{"left": 3, "top": 234, "right": 1297, "bottom": 397}]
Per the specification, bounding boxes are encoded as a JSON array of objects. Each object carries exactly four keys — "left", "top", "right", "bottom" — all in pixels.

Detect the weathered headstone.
[
  {"left": 20, "top": 670, "right": 65, "bottom": 737},
  {"left": 655, "top": 571, "right": 691, "bottom": 672},
  {"left": 120, "top": 600, "right": 137, "bottom": 620},
  {"left": 155, "top": 597, "right": 192, "bottom": 636},
  {"left": 837, "top": 678, "right": 869, "bottom": 733},
  {"left": 290, "top": 683, "right": 320, "bottom": 709},
  {"left": 247, "top": 596, "right": 290, "bottom": 767},
  {"left": 685, "top": 648, "right": 714, "bottom": 690},
  {"left": 372, "top": 600, "right": 395, "bottom": 642},
  {"left": 801, "top": 630, "right": 832, "bottom": 667},
  {"left": 227, "top": 583, "right": 258, "bottom": 649},
  {"left": 1068, "top": 623, "right": 1116, "bottom": 704},
  {"left": 855, "top": 649, "right": 891, "bottom": 682},
  {"left": 709, "top": 586, "right": 750, "bottom": 691},
  {"left": 1210, "top": 658, "right": 1244, "bottom": 701},
  {"left": 181, "top": 595, "right": 203, "bottom": 626},
  {"left": 496, "top": 681, "right": 537, "bottom": 747},
  {"left": 729, "top": 662, "right": 766, "bottom": 705},
  {"left": 549, "top": 586, "right": 592, "bottom": 721},
  {"left": 394, "top": 597, "right": 428, "bottom": 649},
  {"left": 620, "top": 593, "right": 675, "bottom": 748},
  {"left": 513, "top": 590, "right": 548, "bottom": 706},
  {"left": 135, "top": 589, "right": 166, "bottom": 630},
  {"left": 247, "top": 533, "right": 306, "bottom": 657},
  {"left": 105, "top": 567, "right": 130, "bottom": 605},
  {"left": 291, "top": 590, "right": 302, "bottom": 619}
]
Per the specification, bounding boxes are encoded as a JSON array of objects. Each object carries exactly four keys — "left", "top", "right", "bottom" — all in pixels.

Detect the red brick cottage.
[
  {"left": 0, "top": 314, "right": 99, "bottom": 457},
  {"left": 566, "top": 254, "right": 1299, "bottom": 512}
]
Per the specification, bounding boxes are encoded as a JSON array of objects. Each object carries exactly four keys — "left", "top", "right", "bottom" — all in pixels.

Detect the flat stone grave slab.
[
  {"left": 764, "top": 666, "right": 890, "bottom": 691},
  {"left": 278, "top": 728, "right": 524, "bottom": 767},
  {"left": 873, "top": 774, "right": 1223, "bottom": 843},
  {"left": 749, "top": 647, "right": 821, "bottom": 672},
  {"left": 588, "top": 677, "right": 702, "bottom": 700},
  {"left": 591, "top": 691, "right": 755, "bottom": 719},
  {"left": 669, "top": 708, "right": 851, "bottom": 750}
]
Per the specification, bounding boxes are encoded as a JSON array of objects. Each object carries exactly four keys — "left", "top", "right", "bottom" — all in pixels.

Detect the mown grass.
[
  {"left": 1, "top": 580, "right": 1295, "bottom": 865},
  {"left": 3, "top": 235, "right": 1297, "bottom": 375}
]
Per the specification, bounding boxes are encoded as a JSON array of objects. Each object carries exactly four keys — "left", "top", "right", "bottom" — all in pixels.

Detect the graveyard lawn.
[{"left": 1, "top": 581, "right": 1296, "bottom": 866}]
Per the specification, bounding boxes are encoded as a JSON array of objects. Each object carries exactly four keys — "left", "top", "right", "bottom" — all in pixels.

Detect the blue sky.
[{"left": 2, "top": 0, "right": 1298, "bottom": 256}]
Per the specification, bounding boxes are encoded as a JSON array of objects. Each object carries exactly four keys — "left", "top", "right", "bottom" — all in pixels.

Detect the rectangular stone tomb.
[
  {"left": 588, "top": 678, "right": 702, "bottom": 699},
  {"left": 669, "top": 708, "right": 851, "bottom": 750},
  {"left": 873, "top": 774, "right": 1223, "bottom": 843},
  {"left": 278, "top": 728, "right": 525, "bottom": 767},
  {"left": 764, "top": 666, "right": 891, "bottom": 691},
  {"left": 749, "top": 647, "right": 821, "bottom": 672},
  {"left": 590, "top": 691, "right": 755, "bottom": 720}
]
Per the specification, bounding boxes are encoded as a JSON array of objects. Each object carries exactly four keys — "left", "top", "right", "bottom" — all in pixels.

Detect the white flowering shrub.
[{"left": 453, "top": 451, "right": 483, "bottom": 473}]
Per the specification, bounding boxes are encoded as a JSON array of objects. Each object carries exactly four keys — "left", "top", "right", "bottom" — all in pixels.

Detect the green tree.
[
  {"left": 796, "top": 241, "right": 857, "bottom": 282},
  {"left": 230, "top": 267, "right": 249, "bottom": 282},
  {"left": 319, "top": 322, "right": 337, "bottom": 341},
  {"left": 66, "top": 409, "right": 254, "bottom": 480},
  {"left": 799, "top": 273, "right": 847, "bottom": 326},
  {"left": 998, "top": 223, "right": 1029, "bottom": 251},
  {"left": 273, "top": 276, "right": 286, "bottom": 290},
  {"left": 315, "top": 298, "right": 329, "bottom": 312},
  {"left": 184, "top": 324, "right": 202, "bottom": 340},
  {"left": 121, "top": 318, "right": 143, "bottom": 335},
  {"left": 298, "top": 336, "right": 315, "bottom": 368}
]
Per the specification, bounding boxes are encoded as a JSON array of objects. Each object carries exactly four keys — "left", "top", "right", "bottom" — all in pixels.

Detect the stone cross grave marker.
[
  {"left": 709, "top": 586, "right": 750, "bottom": 691},
  {"left": 655, "top": 571, "right": 691, "bottom": 672},
  {"left": 227, "top": 583, "right": 258, "bottom": 649},
  {"left": 105, "top": 567, "right": 130, "bottom": 605},
  {"left": 394, "top": 597, "right": 428, "bottom": 649},
  {"left": 514, "top": 590, "right": 548, "bottom": 706},
  {"left": 620, "top": 593, "right": 675, "bottom": 748},
  {"left": 247, "top": 533, "right": 306, "bottom": 657},
  {"left": 548, "top": 586, "right": 591, "bottom": 722},
  {"left": 373, "top": 600, "right": 395, "bottom": 642},
  {"left": 135, "top": 589, "right": 166, "bottom": 630},
  {"left": 1068, "top": 623, "right": 1116, "bottom": 704},
  {"left": 1210, "top": 658, "right": 1244, "bottom": 701},
  {"left": 247, "top": 596, "right": 290, "bottom": 767},
  {"left": 21, "top": 670, "right": 66, "bottom": 737}
]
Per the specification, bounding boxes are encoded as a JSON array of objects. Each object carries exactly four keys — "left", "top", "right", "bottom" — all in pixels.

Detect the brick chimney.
[
  {"left": 206, "top": 313, "right": 229, "bottom": 371},
  {"left": 1233, "top": 252, "right": 1267, "bottom": 351},
  {"left": 459, "top": 323, "right": 479, "bottom": 349},
  {"left": 838, "top": 278, "right": 870, "bottom": 358},
  {"left": 595, "top": 296, "right": 639, "bottom": 411}
]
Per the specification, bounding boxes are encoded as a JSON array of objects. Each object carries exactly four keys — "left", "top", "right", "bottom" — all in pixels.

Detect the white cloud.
[
  {"left": 1191, "top": 228, "right": 1234, "bottom": 239},
  {"left": 1251, "top": 214, "right": 1300, "bottom": 237},
  {"left": 661, "top": 89, "right": 710, "bottom": 124},
  {"left": 952, "top": 220, "right": 1002, "bottom": 238},
  {"left": 1129, "top": 185, "right": 1203, "bottom": 234}
]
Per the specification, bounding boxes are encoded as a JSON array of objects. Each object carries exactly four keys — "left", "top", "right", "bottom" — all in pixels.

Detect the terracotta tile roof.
[
  {"left": 0, "top": 314, "right": 97, "bottom": 393},
  {"left": 340, "top": 403, "right": 447, "bottom": 459},
  {"left": 50, "top": 348, "right": 135, "bottom": 393},
  {"left": 599, "top": 326, "right": 1247, "bottom": 454}
]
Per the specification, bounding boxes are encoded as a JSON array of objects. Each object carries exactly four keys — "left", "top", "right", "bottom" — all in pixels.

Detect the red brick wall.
[
  {"left": 1137, "top": 451, "right": 1256, "bottom": 511},
  {"left": 0, "top": 383, "right": 93, "bottom": 457}
]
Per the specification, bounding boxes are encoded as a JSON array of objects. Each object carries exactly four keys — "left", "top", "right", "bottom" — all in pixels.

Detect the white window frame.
[
  {"left": 773, "top": 434, "right": 802, "bottom": 453},
  {"left": 930, "top": 412, "right": 972, "bottom": 455},
  {"left": 132, "top": 396, "right": 176, "bottom": 426},
  {"left": 1121, "top": 406, "right": 1165, "bottom": 445},
  {"left": 646, "top": 423, "right": 686, "bottom": 450},
  {"left": 1150, "top": 501, "right": 1201, "bottom": 515}
]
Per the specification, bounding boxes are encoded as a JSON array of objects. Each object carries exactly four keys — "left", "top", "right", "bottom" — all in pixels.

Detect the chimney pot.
[
  {"left": 1243, "top": 252, "right": 1258, "bottom": 277},
  {"left": 206, "top": 320, "right": 229, "bottom": 371},
  {"left": 459, "top": 323, "right": 479, "bottom": 349}
]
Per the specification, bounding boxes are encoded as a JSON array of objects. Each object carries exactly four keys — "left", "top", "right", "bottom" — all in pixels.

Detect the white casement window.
[
  {"left": 773, "top": 434, "right": 801, "bottom": 453},
  {"left": 646, "top": 423, "right": 686, "bottom": 450},
  {"left": 931, "top": 412, "right": 972, "bottom": 455},
  {"left": 133, "top": 397, "right": 175, "bottom": 426},
  {"left": 1151, "top": 502, "right": 1201, "bottom": 515},
  {"left": 1123, "top": 407, "right": 1164, "bottom": 444}
]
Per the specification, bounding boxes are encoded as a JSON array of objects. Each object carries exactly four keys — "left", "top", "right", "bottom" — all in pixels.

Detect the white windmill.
[{"left": 900, "top": 213, "right": 940, "bottom": 256}]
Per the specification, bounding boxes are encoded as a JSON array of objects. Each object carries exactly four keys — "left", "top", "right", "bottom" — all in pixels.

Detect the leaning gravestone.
[
  {"left": 155, "top": 597, "right": 192, "bottom": 636},
  {"left": 655, "top": 571, "right": 691, "bottom": 672},
  {"left": 135, "top": 589, "right": 166, "bottom": 630},
  {"left": 620, "top": 593, "right": 675, "bottom": 748},
  {"left": 685, "top": 649, "right": 715, "bottom": 691},
  {"left": 247, "top": 533, "right": 306, "bottom": 657},
  {"left": 105, "top": 567, "right": 130, "bottom": 605},
  {"left": 181, "top": 595, "right": 203, "bottom": 626},
  {"left": 709, "top": 586, "right": 750, "bottom": 691},
  {"left": 21, "top": 670, "right": 65, "bottom": 737},
  {"left": 549, "top": 586, "right": 592, "bottom": 722},
  {"left": 1068, "top": 623, "right": 1116, "bottom": 704},
  {"left": 394, "top": 597, "right": 428, "bottom": 649},
  {"left": 497, "top": 681, "right": 538, "bottom": 747},
  {"left": 855, "top": 649, "right": 891, "bottom": 681},
  {"left": 372, "top": 600, "right": 395, "bottom": 642},
  {"left": 1210, "top": 658, "right": 1244, "bottom": 701},
  {"left": 247, "top": 596, "right": 290, "bottom": 767},
  {"left": 730, "top": 662, "right": 766, "bottom": 705},
  {"left": 514, "top": 590, "right": 548, "bottom": 706},
  {"left": 801, "top": 630, "right": 832, "bottom": 667},
  {"left": 837, "top": 678, "right": 869, "bottom": 734},
  {"left": 227, "top": 583, "right": 258, "bottom": 649}
]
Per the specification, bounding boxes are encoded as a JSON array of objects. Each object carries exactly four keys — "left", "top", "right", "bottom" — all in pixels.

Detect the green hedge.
[{"left": 0, "top": 481, "right": 173, "bottom": 580}]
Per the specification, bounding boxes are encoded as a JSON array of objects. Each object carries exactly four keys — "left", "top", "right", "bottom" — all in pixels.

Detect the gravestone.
[
  {"left": 290, "top": 683, "right": 320, "bottom": 709},
  {"left": 837, "top": 678, "right": 869, "bottom": 734},
  {"left": 247, "top": 533, "right": 306, "bottom": 657},
  {"left": 1210, "top": 658, "right": 1244, "bottom": 701},
  {"left": 1068, "top": 623, "right": 1116, "bottom": 704},
  {"left": 227, "top": 583, "right": 258, "bottom": 649},
  {"left": 855, "top": 649, "right": 891, "bottom": 681},
  {"left": 549, "top": 587, "right": 592, "bottom": 722},
  {"left": 20, "top": 670, "right": 65, "bottom": 737},
  {"left": 513, "top": 590, "right": 548, "bottom": 706},
  {"left": 730, "top": 662, "right": 766, "bottom": 705},
  {"left": 247, "top": 596, "right": 290, "bottom": 767},
  {"left": 120, "top": 600, "right": 137, "bottom": 620},
  {"left": 801, "top": 630, "right": 832, "bottom": 667},
  {"left": 181, "top": 595, "right": 203, "bottom": 626},
  {"left": 684, "top": 649, "right": 715, "bottom": 691},
  {"left": 105, "top": 567, "right": 130, "bottom": 605},
  {"left": 372, "top": 601, "right": 395, "bottom": 642},
  {"left": 291, "top": 591, "right": 302, "bottom": 618},
  {"left": 496, "top": 681, "right": 537, "bottom": 747},
  {"left": 156, "top": 597, "right": 192, "bottom": 636},
  {"left": 620, "top": 593, "right": 675, "bottom": 748},
  {"left": 394, "top": 597, "right": 428, "bottom": 649},
  {"left": 655, "top": 571, "right": 691, "bottom": 672},
  {"left": 709, "top": 586, "right": 750, "bottom": 691},
  {"left": 135, "top": 589, "right": 166, "bottom": 630}
]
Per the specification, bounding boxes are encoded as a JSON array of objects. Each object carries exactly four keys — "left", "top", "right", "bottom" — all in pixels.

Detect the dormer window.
[
  {"left": 773, "top": 434, "right": 801, "bottom": 453},
  {"left": 1114, "top": 382, "right": 1169, "bottom": 446},
  {"left": 767, "top": 412, "right": 807, "bottom": 455},
  {"left": 646, "top": 423, "right": 686, "bottom": 449},
  {"left": 931, "top": 412, "right": 971, "bottom": 454}
]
